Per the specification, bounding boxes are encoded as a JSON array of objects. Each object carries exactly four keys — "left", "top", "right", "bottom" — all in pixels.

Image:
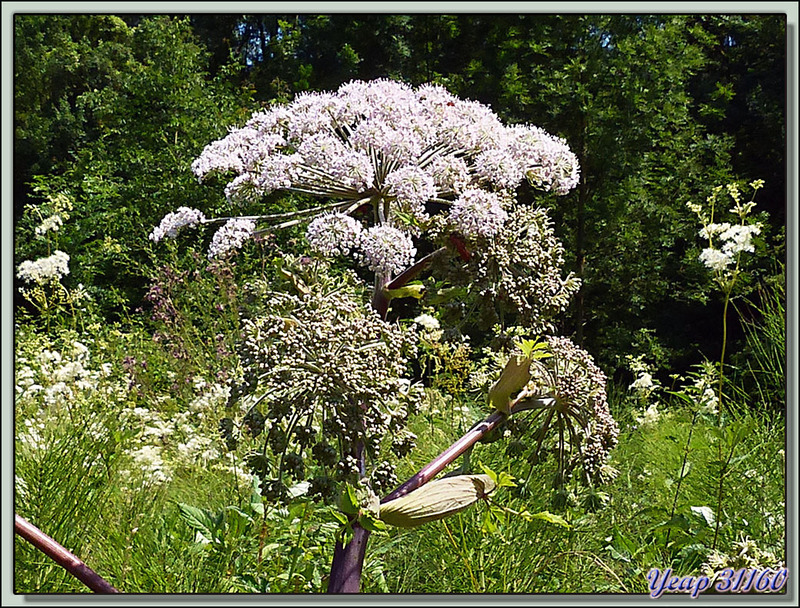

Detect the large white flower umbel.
[{"left": 175, "top": 79, "right": 580, "bottom": 269}]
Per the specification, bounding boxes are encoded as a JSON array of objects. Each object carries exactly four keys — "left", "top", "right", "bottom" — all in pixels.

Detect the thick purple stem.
[
  {"left": 326, "top": 410, "right": 508, "bottom": 592},
  {"left": 15, "top": 514, "right": 119, "bottom": 593},
  {"left": 382, "top": 410, "right": 505, "bottom": 503},
  {"left": 328, "top": 244, "right": 494, "bottom": 593},
  {"left": 326, "top": 525, "right": 370, "bottom": 593},
  {"left": 372, "top": 248, "right": 447, "bottom": 318}
]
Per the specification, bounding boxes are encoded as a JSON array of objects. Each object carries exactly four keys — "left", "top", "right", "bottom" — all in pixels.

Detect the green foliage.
[
  {"left": 729, "top": 273, "right": 786, "bottom": 413},
  {"left": 15, "top": 14, "right": 786, "bottom": 374},
  {"left": 15, "top": 15, "right": 254, "bottom": 318}
]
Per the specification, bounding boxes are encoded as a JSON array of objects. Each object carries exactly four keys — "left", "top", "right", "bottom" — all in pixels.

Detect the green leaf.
[
  {"left": 480, "top": 463, "right": 516, "bottom": 488},
  {"left": 341, "top": 522, "right": 355, "bottom": 546},
  {"left": 488, "top": 352, "right": 532, "bottom": 414},
  {"left": 529, "top": 511, "right": 571, "bottom": 528},
  {"left": 176, "top": 503, "right": 216, "bottom": 540},
  {"left": 330, "top": 510, "right": 350, "bottom": 526},
  {"left": 384, "top": 283, "right": 426, "bottom": 300},
  {"left": 339, "top": 484, "right": 360, "bottom": 516},
  {"left": 481, "top": 510, "right": 499, "bottom": 534},
  {"left": 654, "top": 514, "right": 692, "bottom": 533},
  {"left": 359, "top": 513, "right": 388, "bottom": 535},
  {"left": 480, "top": 463, "right": 499, "bottom": 485},
  {"left": 690, "top": 506, "right": 716, "bottom": 527},
  {"left": 225, "top": 506, "right": 253, "bottom": 538},
  {"left": 249, "top": 476, "right": 264, "bottom": 513}
]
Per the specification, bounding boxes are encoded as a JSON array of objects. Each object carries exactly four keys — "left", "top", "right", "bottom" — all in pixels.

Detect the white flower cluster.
[
  {"left": 413, "top": 313, "right": 443, "bottom": 342},
  {"left": 357, "top": 224, "right": 417, "bottom": 277},
  {"left": 149, "top": 207, "right": 206, "bottom": 243},
  {"left": 15, "top": 332, "right": 247, "bottom": 496},
  {"left": 629, "top": 372, "right": 655, "bottom": 392},
  {"left": 16, "top": 250, "right": 70, "bottom": 285},
  {"left": 16, "top": 340, "right": 118, "bottom": 407},
  {"left": 189, "top": 381, "right": 231, "bottom": 418},
  {"left": 306, "top": 212, "right": 418, "bottom": 278},
  {"left": 16, "top": 338, "right": 121, "bottom": 456},
  {"left": 688, "top": 182, "right": 763, "bottom": 277},
  {"left": 306, "top": 212, "right": 363, "bottom": 257},
  {"left": 448, "top": 188, "right": 508, "bottom": 238},
  {"left": 698, "top": 222, "right": 762, "bottom": 272},
  {"left": 116, "top": 381, "right": 232, "bottom": 489},
  {"left": 634, "top": 403, "right": 661, "bottom": 427},
  {"left": 384, "top": 166, "right": 437, "bottom": 221},
  {"left": 207, "top": 218, "right": 256, "bottom": 259},
  {"left": 192, "top": 79, "right": 581, "bottom": 263},
  {"left": 693, "top": 374, "right": 720, "bottom": 416},
  {"left": 702, "top": 535, "right": 784, "bottom": 581},
  {"left": 35, "top": 214, "right": 64, "bottom": 235},
  {"left": 125, "top": 445, "right": 172, "bottom": 486}
]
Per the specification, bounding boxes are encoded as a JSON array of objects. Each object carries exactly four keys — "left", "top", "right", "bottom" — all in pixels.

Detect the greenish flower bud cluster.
[{"left": 232, "top": 277, "right": 423, "bottom": 501}]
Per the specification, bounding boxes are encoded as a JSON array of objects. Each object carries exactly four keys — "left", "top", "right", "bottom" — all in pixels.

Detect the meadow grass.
[{"left": 13, "top": 277, "right": 786, "bottom": 595}]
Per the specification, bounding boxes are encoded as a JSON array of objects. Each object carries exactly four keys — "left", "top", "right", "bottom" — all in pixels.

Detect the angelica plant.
[{"left": 150, "top": 78, "right": 616, "bottom": 593}]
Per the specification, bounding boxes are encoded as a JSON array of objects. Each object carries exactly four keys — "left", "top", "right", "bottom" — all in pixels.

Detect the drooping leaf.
[{"left": 380, "top": 474, "right": 496, "bottom": 528}]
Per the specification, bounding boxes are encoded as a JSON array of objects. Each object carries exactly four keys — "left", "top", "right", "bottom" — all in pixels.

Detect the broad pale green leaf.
[
  {"left": 529, "top": 510, "right": 571, "bottom": 528},
  {"left": 690, "top": 505, "right": 716, "bottom": 527}
]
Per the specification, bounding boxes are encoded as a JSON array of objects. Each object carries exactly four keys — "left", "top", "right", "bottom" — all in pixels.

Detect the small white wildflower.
[
  {"left": 190, "top": 383, "right": 231, "bottom": 412},
  {"left": 426, "top": 155, "right": 471, "bottom": 194},
  {"left": 208, "top": 218, "right": 256, "bottom": 259},
  {"left": 149, "top": 207, "right": 206, "bottom": 243},
  {"left": 43, "top": 382, "right": 73, "bottom": 406},
  {"left": 413, "top": 313, "right": 443, "bottom": 341},
  {"left": 699, "top": 247, "right": 734, "bottom": 272},
  {"left": 720, "top": 223, "right": 761, "bottom": 256},
  {"left": 176, "top": 436, "right": 220, "bottom": 464},
  {"left": 142, "top": 419, "right": 175, "bottom": 442},
  {"left": 71, "top": 341, "right": 90, "bottom": 360},
  {"left": 127, "top": 445, "right": 172, "bottom": 485},
  {"left": 413, "top": 314, "right": 440, "bottom": 331},
  {"left": 629, "top": 372, "right": 654, "bottom": 392},
  {"left": 39, "top": 349, "right": 62, "bottom": 365},
  {"left": 16, "top": 476, "right": 29, "bottom": 500},
  {"left": 16, "top": 251, "right": 70, "bottom": 285},
  {"left": 635, "top": 403, "right": 661, "bottom": 427},
  {"left": 726, "top": 183, "right": 741, "bottom": 204},
  {"left": 35, "top": 214, "right": 64, "bottom": 235},
  {"left": 698, "top": 387, "right": 719, "bottom": 416},
  {"left": 54, "top": 360, "right": 86, "bottom": 383},
  {"left": 686, "top": 202, "right": 703, "bottom": 216},
  {"left": 699, "top": 222, "right": 732, "bottom": 240},
  {"left": 18, "top": 419, "right": 47, "bottom": 452}
]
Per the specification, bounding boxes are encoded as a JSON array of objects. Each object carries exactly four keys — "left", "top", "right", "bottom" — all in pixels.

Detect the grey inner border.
[{"left": 2, "top": 2, "right": 797, "bottom": 607}]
